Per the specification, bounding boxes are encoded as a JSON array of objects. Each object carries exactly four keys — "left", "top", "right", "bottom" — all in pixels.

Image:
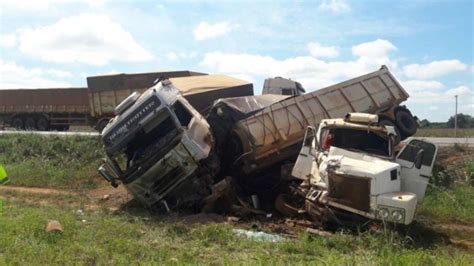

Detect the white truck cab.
[
  {"left": 291, "top": 113, "right": 437, "bottom": 224},
  {"left": 98, "top": 79, "right": 214, "bottom": 209}
]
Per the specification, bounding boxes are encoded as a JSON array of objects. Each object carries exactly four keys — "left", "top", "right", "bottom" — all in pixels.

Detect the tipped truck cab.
[
  {"left": 291, "top": 113, "right": 437, "bottom": 225},
  {"left": 98, "top": 79, "right": 215, "bottom": 209}
]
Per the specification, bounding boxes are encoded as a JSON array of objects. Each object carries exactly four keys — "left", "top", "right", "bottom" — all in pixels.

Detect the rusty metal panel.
[
  {"left": 0, "top": 88, "right": 89, "bottom": 114},
  {"left": 327, "top": 172, "right": 370, "bottom": 212}
]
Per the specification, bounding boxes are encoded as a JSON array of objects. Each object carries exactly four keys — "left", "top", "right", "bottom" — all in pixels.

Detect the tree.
[
  {"left": 447, "top": 113, "right": 473, "bottom": 128},
  {"left": 419, "top": 119, "right": 431, "bottom": 128}
]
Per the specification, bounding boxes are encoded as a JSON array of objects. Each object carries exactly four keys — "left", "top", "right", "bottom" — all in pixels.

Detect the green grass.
[
  {"left": 0, "top": 134, "right": 104, "bottom": 189},
  {"left": 416, "top": 128, "right": 474, "bottom": 137},
  {"left": 1, "top": 198, "right": 472, "bottom": 265},
  {"left": 418, "top": 184, "right": 474, "bottom": 224},
  {"left": 1, "top": 133, "right": 473, "bottom": 264}
]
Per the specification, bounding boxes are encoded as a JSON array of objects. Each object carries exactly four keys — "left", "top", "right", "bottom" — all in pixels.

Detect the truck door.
[
  {"left": 396, "top": 139, "right": 438, "bottom": 201},
  {"left": 292, "top": 127, "right": 317, "bottom": 180}
]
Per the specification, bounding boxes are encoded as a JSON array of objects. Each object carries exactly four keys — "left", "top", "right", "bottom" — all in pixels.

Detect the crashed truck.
[
  {"left": 97, "top": 65, "right": 426, "bottom": 224},
  {"left": 288, "top": 114, "right": 437, "bottom": 225}
]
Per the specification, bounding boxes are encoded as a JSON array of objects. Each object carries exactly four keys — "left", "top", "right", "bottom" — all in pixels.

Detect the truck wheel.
[
  {"left": 36, "top": 117, "right": 49, "bottom": 131},
  {"left": 275, "top": 194, "right": 300, "bottom": 217},
  {"left": 378, "top": 119, "right": 401, "bottom": 145},
  {"left": 12, "top": 117, "right": 24, "bottom": 130},
  {"left": 395, "top": 109, "right": 417, "bottom": 138},
  {"left": 24, "top": 117, "right": 36, "bottom": 130},
  {"left": 57, "top": 125, "right": 70, "bottom": 131}
]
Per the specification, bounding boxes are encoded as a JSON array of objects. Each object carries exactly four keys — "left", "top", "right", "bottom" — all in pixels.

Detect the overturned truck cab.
[{"left": 98, "top": 80, "right": 217, "bottom": 210}]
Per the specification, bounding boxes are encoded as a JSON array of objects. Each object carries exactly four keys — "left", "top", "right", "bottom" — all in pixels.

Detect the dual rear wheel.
[{"left": 11, "top": 115, "right": 51, "bottom": 131}]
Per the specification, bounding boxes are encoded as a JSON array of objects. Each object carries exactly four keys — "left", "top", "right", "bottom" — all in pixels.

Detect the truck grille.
[
  {"left": 151, "top": 166, "right": 186, "bottom": 197},
  {"left": 327, "top": 172, "right": 370, "bottom": 212}
]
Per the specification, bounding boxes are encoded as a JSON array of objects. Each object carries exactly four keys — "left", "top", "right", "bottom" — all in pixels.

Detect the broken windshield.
[
  {"left": 320, "top": 127, "right": 390, "bottom": 157},
  {"left": 110, "top": 109, "right": 182, "bottom": 180}
]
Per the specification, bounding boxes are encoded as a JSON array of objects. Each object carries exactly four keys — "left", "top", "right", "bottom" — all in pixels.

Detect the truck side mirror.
[
  {"left": 98, "top": 164, "right": 119, "bottom": 188},
  {"left": 414, "top": 149, "right": 424, "bottom": 169}
]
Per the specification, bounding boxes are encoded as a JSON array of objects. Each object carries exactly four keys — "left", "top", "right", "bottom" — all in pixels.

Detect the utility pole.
[{"left": 454, "top": 95, "right": 458, "bottom": 138}]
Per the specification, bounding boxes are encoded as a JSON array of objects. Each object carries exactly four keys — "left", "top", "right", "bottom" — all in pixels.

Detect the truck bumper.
[
  {"left": 376, "top": 192, "right": 417, "bottom": 224},
  {"left": 125, "top": 142, "right": 201, "bottom": 208}
]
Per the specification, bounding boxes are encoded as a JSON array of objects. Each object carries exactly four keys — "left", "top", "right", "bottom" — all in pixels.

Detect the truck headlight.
[
  {"left": 391, "top": 210, "right": 404, "bottom": 222},
  {"left": 378, "top": 208, "right": 389, "bottom": 219}
]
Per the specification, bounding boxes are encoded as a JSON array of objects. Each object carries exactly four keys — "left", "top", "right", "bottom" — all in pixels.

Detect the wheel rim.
[
  {"left": 13, "top": 118, "right": 23, "bottom": 129},
  {"left": 25, "top": 118, "right": 36, "bottom": 130},
  {"left": 37, "top": 118, "right": 49, "bottom": 131}
]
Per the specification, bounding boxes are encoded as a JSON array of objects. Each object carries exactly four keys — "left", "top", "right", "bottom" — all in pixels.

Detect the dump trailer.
[
  {"left": 215, "top": 65, "right": 417, "bottom": 178},
  {"left": 0, "top": 71, "right": 254, "bottom": 131}
]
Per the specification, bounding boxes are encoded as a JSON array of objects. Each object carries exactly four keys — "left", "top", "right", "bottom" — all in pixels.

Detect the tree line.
[{"left": 419, "top": 113, "right": 474, "bottom": 128}]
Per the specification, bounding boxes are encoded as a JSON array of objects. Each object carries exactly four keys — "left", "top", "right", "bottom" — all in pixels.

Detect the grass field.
[
  {"left": 0, "top": 134, "right": 104, "bottom": 189},
  {"left": 0, "top": 135, "right": 473, "bottom": 264},
  {"left": 415, "top": 128, "right": 474, "bottom": 137},
  {"left": 1, "top": 196, "right": 473, "bottom": 265}
]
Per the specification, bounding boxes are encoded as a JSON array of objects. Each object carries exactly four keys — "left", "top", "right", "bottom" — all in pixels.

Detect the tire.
[
  {"left": 12, "top": 117, "right": 24, "bottom": 130},
  {"left": 58, "top": 125, "right": 70, "bottom": 131},
  {"left": 275, "top": 194, "right": 300, "bottom": 217},
  {"left": 379, "top": 119, "right": 401, "bottom": 145},
  {"left": 24, "top": 117, "right": 36, "bottom": 130},
  {"left": 36, "top": 116, "right": 49, "bottom": 131},
  {"left": 395, "top": 109, "right": 417, "bottom": 138}
]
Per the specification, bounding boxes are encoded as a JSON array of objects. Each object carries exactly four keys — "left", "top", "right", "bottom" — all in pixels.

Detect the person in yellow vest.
[{"left": 0, "top": 164, "right": 8, "bottom": 185}]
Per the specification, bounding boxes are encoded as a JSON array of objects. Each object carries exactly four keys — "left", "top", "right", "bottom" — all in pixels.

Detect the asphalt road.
[
  {"left": 403, "top": 137, "right": 474, "bottom": 146},
  {"left": 0, "top": 130, "right": 473, "bottom": 146}
]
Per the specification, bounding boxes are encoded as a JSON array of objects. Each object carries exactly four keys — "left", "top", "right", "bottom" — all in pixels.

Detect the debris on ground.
[
  {"left": 232, "top": 229, "right": 285, "bottom": 242},
  {"left": 306, "top": 228, "right": 333, "bottom": 237},
  {"left": 45, "top": 220, "right": 63, "bottom": 233}
]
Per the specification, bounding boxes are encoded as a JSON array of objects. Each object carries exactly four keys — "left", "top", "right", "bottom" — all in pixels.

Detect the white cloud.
[
  {"left": 402, "top": 80, "right": 444, "bottom": 93},
  {"left": 445, "top": 85, "right": 472, "bottom": 97},
  {"left": 0, "top": 60, "right": 72, "bottom": 89},
  {"left": 201, "top": 39, "right": 398, "bottom": 90},
  {"left": 352, "top": 39, "right": 397, "bottom": 58},
  {"left": 193, "top": 21, "right": 232, "bottom": 41},
  {"left": 409, "top": 85, "right": 472, "bottom": 104},
  {"left": 0, "top": 34, "right": 17, "bottom": 48},
  {"left": 403, "top": 59, "right": 468, "bottom": 79},
  {"left": 14, "top": 13, "right": 154, "bottom": 66},
  {"left": 307, "top": 42, "right": 339, "bottom": 58},
  {"left": 165, "top": 51, "right": 198, "bottom": 61},
  {"left": 0, "top": 0, "right": 107, "bottom": 12},
  {"left": 318, "top": 0, "right": 350, "bottom": 14}
]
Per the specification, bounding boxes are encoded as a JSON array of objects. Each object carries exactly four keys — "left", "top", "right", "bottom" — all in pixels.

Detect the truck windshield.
[
  {"left": 321, "top": 127, "right": 390, "bottom": 157},
  {"left": 110, "top": 109, "right": 181, "bottom": 179}
]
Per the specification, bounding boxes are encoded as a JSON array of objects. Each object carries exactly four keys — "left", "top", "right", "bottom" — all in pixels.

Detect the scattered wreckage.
[{"left": 97, "top": 65, "right": 434, "bottom": 225}]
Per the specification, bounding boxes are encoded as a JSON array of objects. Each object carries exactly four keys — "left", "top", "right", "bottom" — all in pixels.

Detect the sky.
[{"left": 0, "top": 0, "right": 472, "bottom": 122}]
